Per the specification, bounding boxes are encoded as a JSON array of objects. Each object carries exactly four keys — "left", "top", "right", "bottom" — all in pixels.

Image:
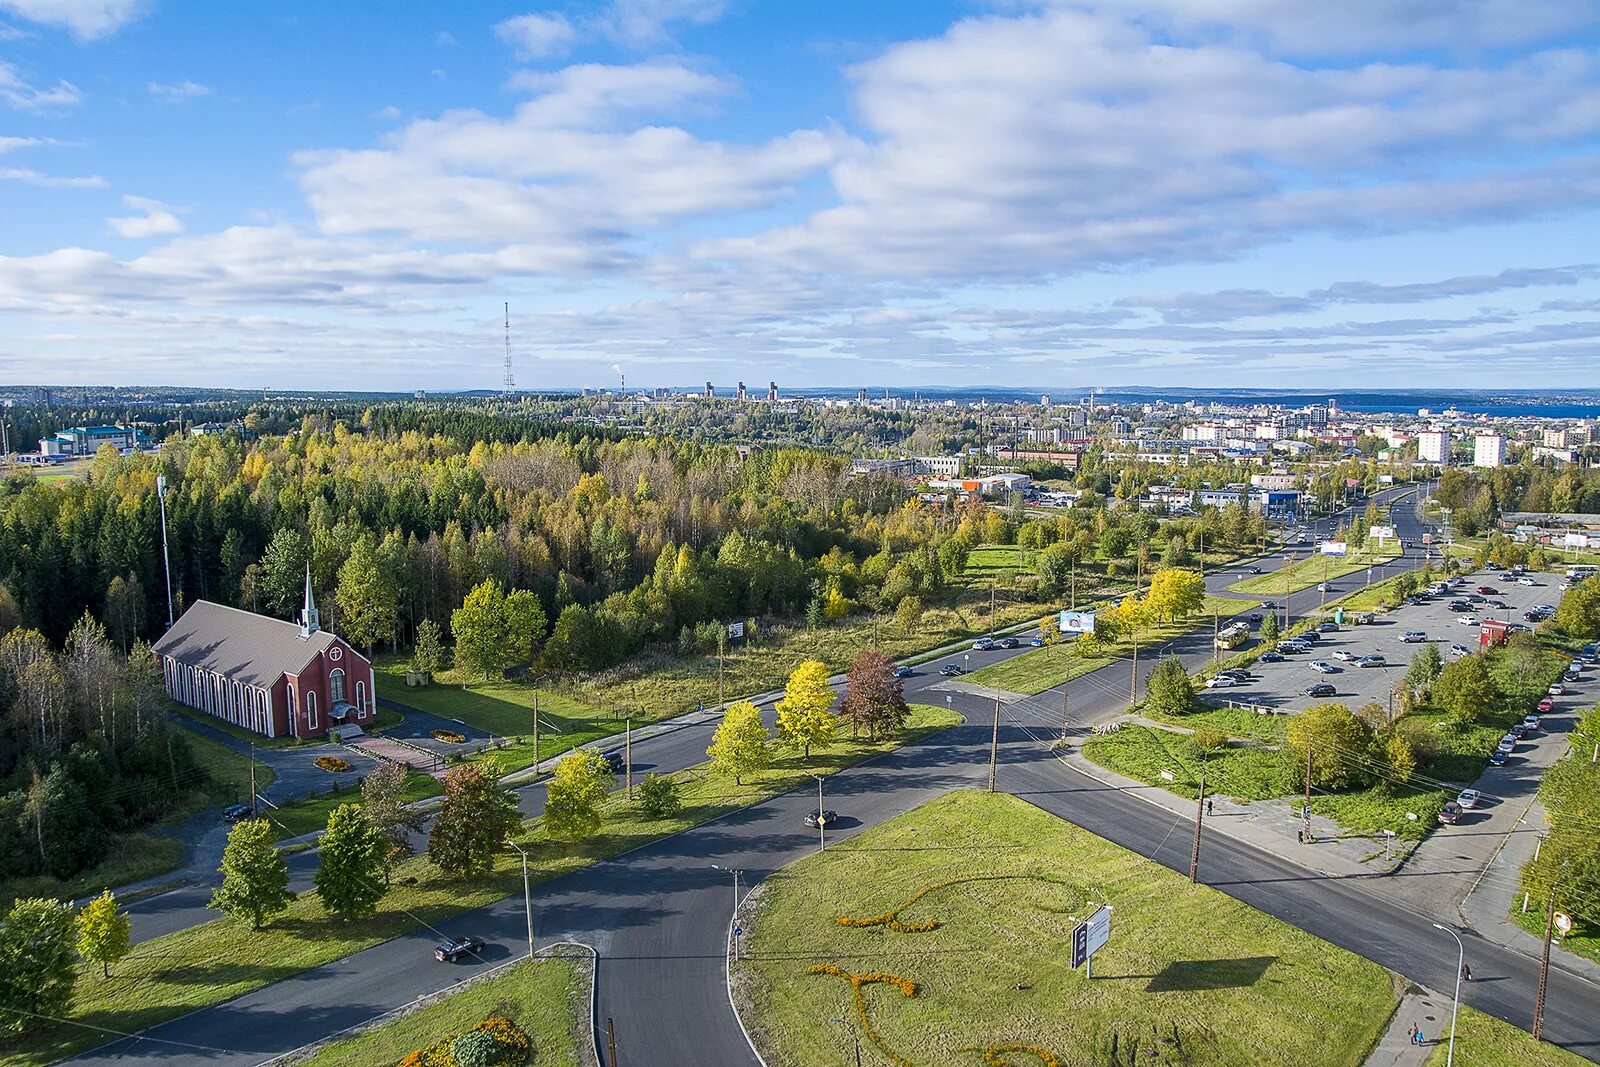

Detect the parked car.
[
  {"left": 435, "top": 935, "right": 486, "bottom": 963},
  {"left": 1522, "top": 714, "right": 1542, "bottom": 732},
  {"left": 804, "top": 809, "right": 838, "bottom": 828},
  {"left": 1538, "top": 698, "right": 1555, "bottom": 713},
  {"left": 1217, "top": 668, "right": 1252, "bottom": 681},
  {"left": 1517, "top": 577, "right": 1538, "bottom": 586},
  {"left": 1476, "top": 585, "right": 1498, "bottom": 595},
  {"left": 1300, "top": 631, "right": 1322, "bottom": 643},
  {"left": 972, "top": 638, "right": 997, "bottom": 651},
  {"left": 1438, "top": 801, "right": 1463, "bottom": 825},
  {"left": 939, "top": 663, "right": 964, "bottom": 677},
  {"left": 1310, "top": 660, "right": 1336, "bottom": 673},
  {"left": 1448, "top": 643, "right": 1472, "bottom": 657},
  {"left": 1488, "top": 750, "right": 1508, "bottom": 767},
  {"left": 1277, "top": 642, "right": 1306, "bottom": 654},
  {"left": 1259, "top": 651, "right": 1285, "bottom": 663},
  {"left": 221, "top": 803, "right": 252, "bottom": 823},
  {"left": 893, "top": 665, "right": 914, "bottom": 678},
  {"left": 1401, "top": 630, "right": 1428, "bottom": 643},
  {"left": 1304, "top": 682, "right": 1337, "bottom": 698},
  {"left": 1332, "top": 649, "right": 1359, "bottom": 662},
  {"left": 1457, "top": 616, "right": 1479, "bottom": 626},
  {"left": 1550, "top": 683, "right": 1566, "bottom": 695},
  {"left": 999, "top": 637, "right": 1020, "bottom": 649},
  {"left": 1205, "top": 674, "right": 1242, "bottom": 688},
  {"left": 1317, "top": 622, "right": 1340, "bottom": 633},
  {"left": 1499, "top": 734, "right": 1519, "bottom": 751},
  {"left": 1566, "top": 671, "right": 1583, "bottom": 684},
  {"left": 1357, "top": 655, "right": 1386, "bottom": 668},
  {"left": 1456, "top": 788, "right": 1482, "bottom": 809}
]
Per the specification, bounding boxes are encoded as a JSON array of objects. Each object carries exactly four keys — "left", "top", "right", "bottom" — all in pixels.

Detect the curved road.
[{"left": 78, "top": 484, "right": 1600, "bottom": 1067}]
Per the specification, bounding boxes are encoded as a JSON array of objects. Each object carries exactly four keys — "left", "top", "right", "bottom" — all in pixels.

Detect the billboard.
[
  {"left": 1320, "top": 541, "right": 1348, "bottom": 556},
  {"left": 1071, "top": 904, "right": 1113, "bottom": 969},
  {"left": 1370, "top": 526, "right": 1395, "bottom": 540},
  {"left": 1059, "top": 610, "right": 1097, "bottom": 634}
]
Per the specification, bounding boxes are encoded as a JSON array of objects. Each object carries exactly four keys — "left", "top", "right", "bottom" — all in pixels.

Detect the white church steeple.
[{"left": 300, "top": 566, "right": 320, "bottom": 637}]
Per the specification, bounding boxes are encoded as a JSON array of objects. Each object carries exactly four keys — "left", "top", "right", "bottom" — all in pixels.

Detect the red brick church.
[{"left": 153, "top": 572, "right": 376, "bottom": 740}]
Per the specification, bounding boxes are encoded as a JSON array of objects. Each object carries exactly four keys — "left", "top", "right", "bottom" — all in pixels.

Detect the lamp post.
[
  {"left": 712, "top": 864, "right": 742, "bottom": 959},
  {"left": 156, "top": 474, "right": 174, "bottom": 628},
  {"left": 508, "top": 840, "right": 534, "bottom": 960},
  {"left": 811, "top": 773, "right": 826, "bottom": 852},
  {"left": 1432, "top": 922, "right": 1463, "bottom": 1067}
]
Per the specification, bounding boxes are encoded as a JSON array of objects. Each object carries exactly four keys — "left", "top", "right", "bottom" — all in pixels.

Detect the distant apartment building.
[
  {"left": 1182, "top": 424, "right": 1223, "bottom": 443},
  {"left": 850, "top": 458, "right": 918, "bottom": 478},
  {"left": 1109, "top": 415, "right": 1132, "bottom": 436},
  {"left": 914, "top": 455, "right": 962, "bottom": 477},
  {"left": 38, "top": 424, "right": 149, "bottom": 457},
  {"left": 1198, "top": 485, "right": 1249, "bottom": 508},
  {"left": 1026, "top": 427, "right": 1065, "bottom": 445},
  {"left": 1474, "top": 433, "right": 1506, "bottom": 469},
  {"left": 1417, "top": 430, "right": 1451, "bottom": 464},
  {"left": 1250, "top": 472, "right": 1298, "bottom": 492}
]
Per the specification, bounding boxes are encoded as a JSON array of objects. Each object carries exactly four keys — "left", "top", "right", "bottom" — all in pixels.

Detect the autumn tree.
[
  {"left": 360, "top": 760, "right": 425, "bottom": 883},
  {"left": 1434, "top": 654, "right": 1501, "bottom": 724},
  {"left": 451, "top": 580, "right": 515, "bottom": 681},
  {"left": 74, "top": 890, "right": 131, "bottom": 978},
  {"left": 544, "top": 751, "right": 613, "bottom": 842},
  {"left": 1143, "top": 568, "right": 1206, "bottom": 624},
  {"left": 314, "top": 803, "right": 389, "bottom": 919},
  {"left": 839, "top": 647, "right": 910, "bottom": 740},
  {"left": 774, "top": 659, "right": 838, "bottom": 759},
  {"left": 707, "top": 700, "right": 771, "bottom": 785},
  {"left": 429, "top": 763, "right": 521, "bottom": 879},
  {"left": 211, "top": 819, "right": 292, "bottom": 929},
  {"left": 335, "top": 536, "right": 396, "bottom": 654},
  {"left": 1284, "top": 703, "right": 1374, "bottom": 791}
]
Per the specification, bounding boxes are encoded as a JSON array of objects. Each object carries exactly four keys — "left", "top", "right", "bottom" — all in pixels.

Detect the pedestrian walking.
[
  {"left": 1206, "top": 799, "right": 1213, "bottom": 816},
  {"left": 1462, "top": 962, "right": 1472, "bottom": 981},
  {"left": 1408, "top": 1024, "right": 1418, "bottom": 1045}
]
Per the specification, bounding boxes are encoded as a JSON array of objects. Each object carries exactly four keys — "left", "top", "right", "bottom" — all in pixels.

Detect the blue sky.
[{"left": 3, "top": 0, "right": 1600, "bottom": 392}]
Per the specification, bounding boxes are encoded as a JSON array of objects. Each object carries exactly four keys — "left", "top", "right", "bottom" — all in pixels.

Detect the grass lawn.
[
  {"left": 966, "top": 595, "right": 1256, "bottom": 696},
  {"left": 964, "top": 544, "right": 1035, "bottom": 577},
  {"left": 1083, "top": 724, "right": 1291, "bottom": 801},
  {"left": 298, "top": 952, "right": 586, "bottom": 1067},
  {"left": 737, "top": 790, "right": 1396, "bottom": 1067},
  {"left": 264, "top": 769, "right": 443, "bottom": 840},
  {"left": 1423, "top": 1004, "right": 1592, "bottom": 1067},
  {"left": 1326, "top": 570, "right": 1439, "bottom": 616},
  {"left": 1229, "top": 545, "right": 1403, "bottom": 598},
  {"left": 1310, "top": 785, "right": 1448, "bottom": 842},
  {"left": 0, "top": 704, "right": 961, "bottom": 1067},
  {"left": 1149, "top": 704, "right": 1288, "bottom": 744}
]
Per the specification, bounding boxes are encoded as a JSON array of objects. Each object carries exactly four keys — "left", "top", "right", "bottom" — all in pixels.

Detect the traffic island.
[{"left": 731, "top": 790, "right": 1396, "bottom": 1067}]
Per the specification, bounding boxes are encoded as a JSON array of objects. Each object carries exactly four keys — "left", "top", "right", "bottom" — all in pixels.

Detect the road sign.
[
  {"left": 1059, "top": 610, "right": 1096, "bottom": 634},
  {"left": 1320, "top": 541, "right": 1348, "bottom": 556},
  {"left": 1085, "top": 904, "right": 1111, "bottom": 958},
  {"left": 727, "top": 621, "right": 745, "bottom": 639},
  {"left": 1371, "top": 526, "right": 1395, "bottom": 540},
  {"left": 734, "top": 925, "right": 744, "bottom": 938},
  {"left": 1070, "top": 921, "right": 1089, "bottom": 968}
]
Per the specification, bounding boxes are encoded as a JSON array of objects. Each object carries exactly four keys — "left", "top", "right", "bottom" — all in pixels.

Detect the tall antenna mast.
[{"left": 502, "top": 302, "right": 515, "bottom": 396}]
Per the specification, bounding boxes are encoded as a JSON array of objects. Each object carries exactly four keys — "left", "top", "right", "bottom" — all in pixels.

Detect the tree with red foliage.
[{"left": 840, "top": 648, "right": 909, "bottom": 740}]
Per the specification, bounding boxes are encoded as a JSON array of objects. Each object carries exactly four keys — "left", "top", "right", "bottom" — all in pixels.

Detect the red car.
[
  {"left": 1476, "top": 586, "right": 1498, "bottom": 595},
  {"left": 1538, "top": 698, "right": 1555, "bottom": 713}
]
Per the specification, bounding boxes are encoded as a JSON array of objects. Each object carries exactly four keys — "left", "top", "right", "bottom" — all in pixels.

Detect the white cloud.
[
  {"left": 147, "top": 79, "right": 212, "bottom": 103},
  {"left": 495, "top": 12, "right": 577, "bottom": 59},
  {"left": 0, "top": 0, "right": 144, "bottom": 39},
  {"left": 0, "top": 165, "right": 103, "bottom": 186},
  {"left": 107, "top": 195, "right": 185, "bottom": 238},
  {"left": 373, "top": 104, "right": 401, "bottom": 120},
  {"left": 0, "top": 134, "right": 45, "bottom": 153},
  {"left": 0, "top": 59, "right": 81, "bottom": 111}
]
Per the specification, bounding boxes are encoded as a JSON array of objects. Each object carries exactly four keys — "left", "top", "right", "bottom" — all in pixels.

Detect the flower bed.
[
  {"left": 396, "top": 1014, "right": 531, "bottom": 1067},
  {"left": 314, "top": 755, "right": 351, "bottom": 773},
  {"left": 431, "top": 729, "right": 467, "bottom": 744}
]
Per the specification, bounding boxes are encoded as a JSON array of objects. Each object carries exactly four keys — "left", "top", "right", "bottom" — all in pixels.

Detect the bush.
[
  {"left": 636, "top": 772, "right": 682, "bottom": 819},
  {"left": 451, "top": 1028, "right": 504, "bottom": 1067},
  {"left": 1192, "top": 727, "right": 1227, "bottom": 752}
]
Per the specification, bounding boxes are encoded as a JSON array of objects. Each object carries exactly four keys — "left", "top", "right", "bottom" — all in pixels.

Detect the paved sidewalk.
[{"left": 1365, "top": 983, "right": 1452, "bottom": 1067}]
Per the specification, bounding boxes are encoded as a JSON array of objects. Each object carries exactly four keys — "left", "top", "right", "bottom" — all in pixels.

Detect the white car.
[
  {"left": 1401, "top": 631, "right": 1427, "bottom": 643},
  {"left": 1456, "top": 789, "right": 1481, "bottom": 809},
  {"left": 1310, "top": 660, "right": 1336, "bottom": 674},
  {"left": 1457, "top": 616, "right": 1479, "bottom": 626},
  {"left": 1204, "top": 674, "right": 1241, "bottom": 688},
  {"left": 1517, "top": 577, "right": 1538, "bottom": 586},
  {"left": 1332, "top": 649, "right": 1359, "bottom": 662},
  {"left": 1448, "top": 643, "right": 1472, "bottom": 657}
]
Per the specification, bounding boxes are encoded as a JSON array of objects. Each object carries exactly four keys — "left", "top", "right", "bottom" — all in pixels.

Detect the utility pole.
[
  {"left": 607, "top": 1018, "right": 618, "bottom": 1066},
  {"left": 1212, "top": 613, "right": 1220, "bottom": 664},
  {"left": 1130, "top": 636, "right": 1138, "bottom": 705},
  {"left": 1070, "top": 562, "right": 1076, "bottom": 610},
  {"left": 814, "top": 774, "right": 826, "bottom": 851},
  {"left": 531, "top": 691, "right": 540, "bottom": 782},
  {"left": 989, "top": 580, "right": 996, "bottom": 637},
  {"left": 1061, "top": 680, "right": 1070, "bottom": 744},
  {"left": 717, "top": 627, "right": 726, "bottom": 711},
  {"left": 509, "top": 841, "right": 534, "bottom": 960},
  {"left": 1533, "top": 870, "right": 1567, "bottom": 1041},
  {"left": 157, "top": 474, "right": 175, "bottom": 629},
  {"left": 1283, "top": 556, "right": 1292, "bottom": 633},
  {"left": 625, "top": 717, "right": 633, "bottom": 800},
  {"left": 1190, "top": 765, "right": 1206, "bottom": 883},
  {"left": 987, "top": 695, "right": 1001, "bottom": 790},
  {"left": 1301, "top": 743, "right": 1313, "bottom": 844}
]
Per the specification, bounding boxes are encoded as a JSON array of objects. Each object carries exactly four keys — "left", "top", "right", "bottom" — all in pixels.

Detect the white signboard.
[
  {"left": 726, "top": 621, "right": 745, "bottom": 639},
  {"left": 1565, "top": 533, "right": 1591, "bottom": 550},
  {"left": 1085, "top": 904, "right": 1112, "bottom": 957},
  {"left": 1320, "top": 541, "right": 1348, "bottom": 556},
  {"left": 1059, "top": 610, "right": 1097, "bottom": 634},
  {"left": 1370, "top": 526, "right": 1396, "bottom": 540}
]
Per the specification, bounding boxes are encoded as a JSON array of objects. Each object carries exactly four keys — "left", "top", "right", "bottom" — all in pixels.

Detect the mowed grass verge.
[
  {"left": 298, "top": 952, "right": 586, "bottom": 1067},
  {"left": 965, "top": 595, "right": 1257, "bottom": 696},
  {"left": 1422, "top": 1004, "right": 1592, "bottom": 1067},
  {"left": 0, "top": 704, "right": 961, "bottom": 1067},
  {"left": 1229, "top": 544, "right": 1402, "bottom": 597},
  {"left": 737, "top": 790, "right": 1396, "bottom": 1067}
]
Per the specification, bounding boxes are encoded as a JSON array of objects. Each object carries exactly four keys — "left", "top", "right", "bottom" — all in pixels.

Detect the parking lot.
[{"left": 1203, "top": 567, "right": 1568, "bottom": 716}]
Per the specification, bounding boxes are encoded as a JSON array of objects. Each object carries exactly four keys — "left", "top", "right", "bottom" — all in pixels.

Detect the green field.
[
  {"left": 265, "top": 768, "right": 442, "bottom": 840},
  {"left": 738, "top": 790, "right": 1396, "bottom": 1067},
  {"left": 965, "top": 595, "right": 1257, "bottom": 696},
  {"left": 964, "top": 544, "right": 1035, "bottom": 577},
  {"left": 1083, "top": 724, "right": 1291, "bottom": 802},
  {"left": 1229, "top": 545, "right": 1403, "bottom": 597},
  {"left": 0, "top": 704, "right": 961, "bottom": 1067},
  {"left": 1422, "top": 1004, "right": 1591, "bottom": 1067},
  {"left": 298, "top": 953, "right": 586, "bottom": 1067}
]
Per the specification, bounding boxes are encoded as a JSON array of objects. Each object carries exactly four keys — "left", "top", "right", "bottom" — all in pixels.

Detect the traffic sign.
[
  {"left": 734, "top": 925, "right": 743, "bottom": 938},
  {"left": 1070, "top": 921, "right": 1089, "bottom": 968}
]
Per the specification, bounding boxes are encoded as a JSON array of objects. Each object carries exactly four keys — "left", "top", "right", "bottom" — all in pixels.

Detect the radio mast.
[{"left": 502, "top": 303, "right": 515, "bottom": 396}]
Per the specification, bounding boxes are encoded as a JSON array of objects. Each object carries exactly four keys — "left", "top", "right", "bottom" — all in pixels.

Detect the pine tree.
[
  {"left": 428, "top": 763, "right": 521, "bottom": 879},
  {"left": 336, "top": 536, "right": 396, "bottom": 654},
  {"left": 210, "top": 818, "right": 292, "bottom": 929},
  {"left": 707, "top": 700, "right": 771, "bottom": 785},
  {"left": 545, "top": 752, "right": 612, "bottom": 842},
  {"left": 314, "top": 803, "right": 388, "bottom": 919},
  {"left": 74, "top": 889, "right": 132, "bottom": 978},
  {"left": 774, "top": 659, "right": 838, "bottom": 759}
]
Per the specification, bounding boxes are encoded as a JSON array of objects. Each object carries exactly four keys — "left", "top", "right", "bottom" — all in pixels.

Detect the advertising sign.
[
  {"left": 1370, "top": 526, "right": 1396, "bottom": 540},
  {"left": 726, "top": 621, "right": 745, "bottom": 640},
  {"left": 1320, "top": 541, "right": 1348, "bottom": 556},
  {"left": 1058, "top": 610, "right": 1097, "bottom": 634}
]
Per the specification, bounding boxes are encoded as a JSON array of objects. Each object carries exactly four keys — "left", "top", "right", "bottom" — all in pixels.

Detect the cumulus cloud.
[
  {"left": 147, "top": 80, "right": 212, "bottom": 103},
  {"left": 496, "top": 0, "right": 726, "bottom": 59},
  {"left": 0, "top": 0, "right": 144, "bottom": 39},
  {"left": 107, "top": 195, "right": 185, "bottom": 238},
  {"left": 495, "top": 12, "right": 577, "bottom": 59},
  {"left": 0, "top": 59, "right": 80, "bottom": 110}
]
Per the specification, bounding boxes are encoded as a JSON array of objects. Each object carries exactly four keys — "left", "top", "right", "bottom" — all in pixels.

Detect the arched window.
[
  {"left": 328, "top": 668, "right": 346, "bottom": 705},
  {"left": 307, "top": 690, "right": 318, "bottom": 732},
  {"left": 355, "top": 681, "right": 367, "bottom": 718}
]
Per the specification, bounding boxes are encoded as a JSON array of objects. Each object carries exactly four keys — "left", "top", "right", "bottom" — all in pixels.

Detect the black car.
[
  {"left": 999, "top": 637, "right": 1020, "bottom": 649},
  {"left": 939, "top": 663, "right": 964, "bottom": 677},
  {"left": 1259, "top": 651, "right": 1285, "bottom": 662},
  {"left": 221, "top": 803, "right": 252, "bottom": 823},
  {"left": 435, "top": 935, "right": 486, "bottom": 962},
  {"left": 1304, "top": 682, "right": 1337, "bottom": 697},
  {"left": 804, "top": 809, "right": 838, "bottom": 828},
  {"left": 596, "top": 751, "right": 625, "bottom": 774},
  {"left": 1249, "top": 612, "right": 1263, "bottom": 623}
]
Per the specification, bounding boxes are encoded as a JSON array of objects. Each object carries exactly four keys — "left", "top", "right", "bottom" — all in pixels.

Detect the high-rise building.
[
  {"left": 1418, "top": 430, "right": 1450, "bottom": 464},
  {"left": 1474, "top": 433, "right": 1506, "bottom": 468}
]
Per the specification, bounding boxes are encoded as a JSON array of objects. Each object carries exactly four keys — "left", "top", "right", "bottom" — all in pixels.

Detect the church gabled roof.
[{"left": 153, "top": 600, "right": 342, "bottom": 688}]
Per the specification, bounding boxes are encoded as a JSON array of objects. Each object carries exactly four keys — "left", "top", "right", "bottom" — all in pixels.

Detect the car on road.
[
  {"left": 1537, "top": 697, "right": 1555, "bottom": 713},
  {"left": 1332, "top": 649, "right": 1359, "bottom": 662},
  {"left": 1457, "top": 616, "right": 1479, "bottom": 626},
  {"left": 1029, "top": 636, "right": 1044, "bottom": 647},
  {"left": 1438, "top": 801, "right": 1463, "bottom": 825},
  {"left": 999, "top": 637, "right": 1020, "bottom": 649},
  {"left": 221, "top": 803, "right": 252, "bottom": 823},
  {"left": 435, "top": 935, "right": 486, "bottom": 963},
  {"left": 1488, "top": 749, "right": 1508, "bottom": 767},
  {"left": 1523, "top": 714, "right": 1542, "bottom": 732},
  {"left": 1259, "top": 651, "right": 1285, "bottom": 662},
  {"left": 893, "top": 665, "right": 914, "bottom": 678},
  {"left": 1205, "top": 674, "right": 1242, "bottom": 688},
  {"left": 1261, "top": 600, "right": 1277, "bottom": 609},
  {"left": 972, "top": 638, "right": 997, "bottom": 651},
  {"left": 597, "top": 751, "right": 625, "bottom": 773},
  {"left": 1249, "top": 612, "right": 1263, "bottom": 623},
  {"left": 1401, "top": 630, "right": 1427, "bottom": 643},
  {"left": 804, "top": 809, "right": 838, "bottom": 828},
  {"left": 1357, "top": 654, "right": 1386, "bottom": 668},
  {"left": 1244, "top": 566, "right": 1262, "bottom": 574},
  {"left": 1317, "top": 583, "right": 1331, "bottom": 592},
  {"left": 1310, "top": 660, "right": 1336, "bottom": 673},
  {"left": 1456, "top": 788, "right": 1482, "bottom": 809},
  {"left": 939, "top": 663, "right": 964, "bottom": 677},
  {"left": 1304, "top": 682, "right": 1337, "bottom": 698}
]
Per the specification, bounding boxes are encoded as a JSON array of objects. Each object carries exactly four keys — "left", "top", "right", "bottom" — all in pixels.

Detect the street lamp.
[
  {"left": 711, "top": 864, "right": 742, "bottom": 959},
  {"left": 1432, "top": 922, "right": 1463, "bottom": 1067},
  {"left": 508, "top": 840, "right": 534, "bottom": 960},
  {"left": 811, "top": 773, "right": 826, "bottom": 852}
]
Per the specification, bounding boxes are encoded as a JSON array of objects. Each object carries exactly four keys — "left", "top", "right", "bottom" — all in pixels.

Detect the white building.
[
  {"left": 1418, "top": 430, "right": 1451, "bottom": 464},
  {"left": 1474, "top": 434, "right": 1506, "bottom": 469},
  {"left": 915, "top": 455, "right": 962, "bottom": 477}
]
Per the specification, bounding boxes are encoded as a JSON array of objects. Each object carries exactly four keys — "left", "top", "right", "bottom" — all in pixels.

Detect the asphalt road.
[{"left": 84, "top": 484, "right": 1600, "bottom": 1067}]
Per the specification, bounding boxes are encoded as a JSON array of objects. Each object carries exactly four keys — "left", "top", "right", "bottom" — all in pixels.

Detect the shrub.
[
  {"left": 636, "top": 772, "right": 682, "bottom": 819},
  {"left": 1191, "top": 727, "right": 1227, "bottom": 752},
  {"left": 451, "top": 1028, "right": 504, "bottom": 1067},
  {"left": 399, "top": 1014, "right": 531, "bottom": 1067},
  {"left": 314, "top": 755, "right": 351, "bottom": 773}
]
